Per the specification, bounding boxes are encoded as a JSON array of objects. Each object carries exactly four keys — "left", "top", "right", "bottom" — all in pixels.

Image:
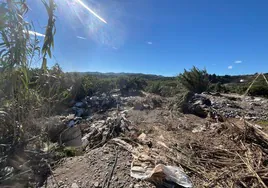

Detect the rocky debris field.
[
  {"left": 44, "top": 92, "right": 268, "bottom": 188},
  {"left": 207, "top": 93, "right": 268, "bottom": 120},
  {"left": 178, "top": 92, "right": 268, "bottom": 121}
]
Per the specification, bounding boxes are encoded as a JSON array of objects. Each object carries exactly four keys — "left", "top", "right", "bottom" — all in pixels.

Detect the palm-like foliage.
[
  {"left": 178, "top": 66, "right": 209, "bottom": 94},
  {"left": 0, "top": 0, "right": 38, "bottom": 68},
  {"left": 41, "top": 0, "right": 56, "bottom": 71},
  {"left": 0, "top": 0, "right": 57, "bottom": 185}
]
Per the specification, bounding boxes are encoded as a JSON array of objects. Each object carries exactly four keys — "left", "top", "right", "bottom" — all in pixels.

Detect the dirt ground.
[{"left": 45, "top": 93, "right": 268, "bottom": 188}]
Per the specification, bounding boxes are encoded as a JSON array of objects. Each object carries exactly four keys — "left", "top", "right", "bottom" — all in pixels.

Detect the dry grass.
[{"left": 166, "top": 119, "right": 268, "bottom": 187}]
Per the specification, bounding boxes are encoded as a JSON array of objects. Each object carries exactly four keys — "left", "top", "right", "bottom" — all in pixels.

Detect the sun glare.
[{"left": 74, "top": 0, "right": 107, "bottom": 24}]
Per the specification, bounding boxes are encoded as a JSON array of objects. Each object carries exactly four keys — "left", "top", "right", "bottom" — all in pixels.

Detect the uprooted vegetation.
[
  {"left": 2, "top": 1, "right": 268, "bottom": 188},
  {"left": 42, "top": 92, "right": 268, "bottom": 188},
  {"left": 4, "top": 68, "right": 268, "bottom": 188}
]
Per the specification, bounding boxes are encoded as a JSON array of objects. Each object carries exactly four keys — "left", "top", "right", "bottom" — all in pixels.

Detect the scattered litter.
[
  {"left": 129, "top": 141, "right": 192, "bottom": 188},
  {"left": 131, "top": 164, "right": 192, "bottom": 188},
  {"left": 81, "top": 111, "right": 131, "bottom": 149},
  {"left": 67, "top": 120, "right": 75, "bottom": 127}
]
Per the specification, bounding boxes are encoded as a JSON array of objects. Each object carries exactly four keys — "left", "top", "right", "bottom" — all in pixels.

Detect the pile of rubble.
[
  {"left": 179, "top": 92, "right": 211, "bottom": 118},
  {"left": 71, "top": 93, "right": 119, "bottom": 118},
  {"left": 178, "top": 92, "right": 268, "bottom": 121},
  {"left": 121, "top": 93, "right": 162, "bottom": 111},
  {"left": 81, "top": 110, "right": 131, "bottom": 150},
  {"left": 208, "top": 93, "right": 268, "bottom": 120},
  {"left": 45, "top": 92, "right": 165, "bottom": 150},
  {"left": 42, "top": 90, "right": 268, "bottom": 188}
]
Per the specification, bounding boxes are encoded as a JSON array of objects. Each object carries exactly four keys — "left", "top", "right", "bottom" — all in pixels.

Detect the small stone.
[
  {"left": 129, "top": 183, "right": 134, "bottom": 188},
  {"left": 113, "top": 176, "right": 118, "bottom": 181},
  {"left": 126, "top": 161, "right": 131, "bottom": 167},
  {"left": 94, "top": 182, "right": 100, "bottom": 187},
  {"left": 71, "top": 183, "right": 79, "bottom": 188},
  {"left": 103, "top": 149, "right": 109, "bottom": 154}
]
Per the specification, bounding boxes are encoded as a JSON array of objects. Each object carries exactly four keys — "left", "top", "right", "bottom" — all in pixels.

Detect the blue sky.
[{"left": 27, "top": 0, "right": 268, "bottom": 76}]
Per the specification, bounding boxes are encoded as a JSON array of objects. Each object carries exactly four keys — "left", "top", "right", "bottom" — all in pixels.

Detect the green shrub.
[
  {"left": 0, "top": 1, "right": 57, "bottom": 186},
  {"left": 178, "top": 66, "right": 209, "bottom": 93},
  {"left": 77, "top": 75, "right": 117, "bottom": 98},
  {"left": 145, "top": 79, "right": 182, "bottom": 97},
  {"left": 147, "top": 81, "right": 161, "bottom": 95},
  {"left": 209, "top": 82, "right": 228, "bottom": 93},
  {"left": 248, "top": 85, "right": 268, "bottom": 97},
  {"left": 116, "top": 76, "right": 147, "bottom": 95}
]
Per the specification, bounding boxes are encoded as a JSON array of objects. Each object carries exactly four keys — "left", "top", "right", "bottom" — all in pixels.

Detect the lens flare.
[{"left": 75, "top": 0, "right": 107, "bottom": 24}]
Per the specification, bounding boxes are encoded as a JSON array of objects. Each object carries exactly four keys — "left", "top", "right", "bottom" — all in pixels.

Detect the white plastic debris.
[
  {"left": 131, "top": 164, "right": 193, "bottom": 188},
  {"left": 68, "top": 120, "right": 75, "bottom": 127},
  {"left": 160, "top": 165, "right": 193, "bottom": 188},
  {"left": 82, "top": 133, "right": 90, "bottom": 148}
]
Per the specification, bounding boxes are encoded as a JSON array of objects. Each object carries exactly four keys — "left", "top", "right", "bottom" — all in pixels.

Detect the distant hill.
[
  {"left": 70, "top": 71, "right": 268, "bottom": 84},
  {"left": 70, "top": 71, "right": 175, "bottom": 81},
  {"left": 209, "top": 73, "right": 268, "bottom": 84},
  {"left": 66, "top": 70, "right": 268, "bottom": 97}
]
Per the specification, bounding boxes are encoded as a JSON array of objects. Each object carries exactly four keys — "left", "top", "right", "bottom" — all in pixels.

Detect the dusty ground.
[
  {"left": 47, "top": 146, "right": 153, "bottom": 188},
  {"left": 45, "top": 93, "right": 268, "bottom": 188}
]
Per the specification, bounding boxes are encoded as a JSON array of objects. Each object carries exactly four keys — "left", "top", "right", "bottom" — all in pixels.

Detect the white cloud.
[
  {"left": 76, "top": 36, "right": 87, "bottom": 40},
  {"left": 228, "top": 65, "right": 233, "bottom": 69},
  {"left": 27, "top": 30, "right": 45, "bottom": 37},
  {"left": 147, "top": 41, "right": 152, "bottom": 45},
  {"left": 234, "top": 60, "right": 242, "bottom": 64},
  {"left": 112, "top": 46, "right": 118, "bottom": 50}
]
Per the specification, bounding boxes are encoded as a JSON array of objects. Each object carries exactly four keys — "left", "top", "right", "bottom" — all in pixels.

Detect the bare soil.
[{"left": 45, "top": 93, "right": 268, "bottom": 188}]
